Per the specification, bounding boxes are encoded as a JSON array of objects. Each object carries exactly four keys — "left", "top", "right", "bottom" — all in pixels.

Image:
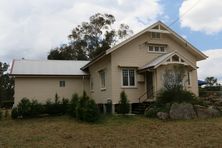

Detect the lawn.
[{"left": 1, "top": 115, "right": 222, "bottom": 148}]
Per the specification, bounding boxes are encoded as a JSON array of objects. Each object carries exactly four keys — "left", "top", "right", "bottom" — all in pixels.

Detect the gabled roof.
[
  {"left": 10, "top": 59, "right": 89, "bottom": 76},
  {"left": 82, "top": 21, "right": 207, "bottom": 70},
  {"left": 139, "top": 51, "right": 197, "bottom": 71}
]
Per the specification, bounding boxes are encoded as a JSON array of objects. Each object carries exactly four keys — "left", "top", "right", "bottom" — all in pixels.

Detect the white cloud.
[
  {"left": 179, "top": 0, "right": 222, "bottom": 34},
  {"left": 0, "top": 0, "right": 163, "bottom": 63},
  {"left": 197, "top": 49, "right": 222, "bottom": 83}
]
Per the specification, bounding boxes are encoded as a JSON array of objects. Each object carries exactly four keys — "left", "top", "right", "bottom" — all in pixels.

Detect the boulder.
[
  {"left": 169, "top": 103, "right": 197, "bottom": 120},
  {"left": 157, "top": 112, "right": 169, "bottom": 120},
  {"left": 195, "top": 105, "right": 221, "bottom": 119}
]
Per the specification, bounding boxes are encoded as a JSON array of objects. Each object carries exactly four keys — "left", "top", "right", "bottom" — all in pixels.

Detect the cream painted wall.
[
  {"left": 110, "top": 32, "right": 200, "bottom": 104},
  {"left": 14, "top": 76, "right": 89, "bottom": 106},
  {"left": 88, "top": 55, "right": 112, "bottom": 104}
]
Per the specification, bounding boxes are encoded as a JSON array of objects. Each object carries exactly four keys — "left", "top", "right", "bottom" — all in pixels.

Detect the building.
[{"left": 10, "top": 21, "right": 207, "bottom": 112}]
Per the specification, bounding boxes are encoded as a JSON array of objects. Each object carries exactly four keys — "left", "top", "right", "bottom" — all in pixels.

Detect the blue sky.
[{"left": 0, "top": 0, "right": 221, "bottom": 82}]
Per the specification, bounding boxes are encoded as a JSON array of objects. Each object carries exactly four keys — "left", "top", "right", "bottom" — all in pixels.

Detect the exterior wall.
[
  {"left": 156, "top": 65, "right": 199, "bottom": 96},
  {"left": 110, "top": 32, "right": 199, "bottom": 104},
  {"left": 14, "top": 76, "right": 89, "bottom": 106},
  {"left": 88, "top": 55, "right": 112, "bottom": 104}
]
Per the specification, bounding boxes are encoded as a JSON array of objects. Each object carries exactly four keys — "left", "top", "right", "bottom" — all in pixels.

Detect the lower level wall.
[{"left": 14, "top": 76, "right": 89, "bottom": 106}]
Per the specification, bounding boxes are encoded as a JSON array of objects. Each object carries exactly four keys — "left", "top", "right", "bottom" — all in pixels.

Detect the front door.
[{"left": 146, "top": 71, "right": 153, "bottom": 99}]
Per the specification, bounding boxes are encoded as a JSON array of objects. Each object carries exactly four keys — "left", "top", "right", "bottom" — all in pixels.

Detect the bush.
[
  {"left": 157, "top": 87, "right": 197, "bottom": 104},
  {"left": 68, "top": 94, "right": 79, "bottom": 117},
  {"left": 11, "top": 107, "right": 19, "bottom": 119},
  {"left": 76, "top": 91, "right": 99, "bottom": 122},
  {"left": 61, "top": 98, "right": 69, "bottom": 114},
  {"left": 0, "top": 108, "right": 2, "bottom": 120},
  {"left": 45, "top": 94, "right": 64, "bottom": 115},
  {"left": 17, "top": 98, "right": 32, "bottom": 118},
  {"left": 144, "top": 102, "right": 170, "bottom": 118},
  {"left": 17, "top": 98, "right": 43, "bottom": 118},
  {"left": 117, "top": 91, "right": 129, "bottom": 114}
]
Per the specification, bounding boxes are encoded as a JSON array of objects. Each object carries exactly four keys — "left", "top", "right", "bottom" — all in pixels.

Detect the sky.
[{"left": 0, "top": 0, "right": 221, "bottom": 83}]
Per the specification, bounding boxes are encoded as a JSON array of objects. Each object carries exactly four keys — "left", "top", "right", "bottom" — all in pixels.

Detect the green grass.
[{"left": 1, "top": 115, "right": 222, "bottom": 147}]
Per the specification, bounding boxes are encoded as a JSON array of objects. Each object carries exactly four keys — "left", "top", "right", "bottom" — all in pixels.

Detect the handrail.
[{"left": 138, "top": 88, "right": 154, "bottom": 103}]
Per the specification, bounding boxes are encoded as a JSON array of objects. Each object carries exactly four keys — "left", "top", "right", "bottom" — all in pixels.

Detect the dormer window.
[{"left": 151, "top": 32, "right": 160, "bottom": 38}]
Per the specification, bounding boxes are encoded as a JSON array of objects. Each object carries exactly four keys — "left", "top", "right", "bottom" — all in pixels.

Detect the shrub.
[
  {"left": 11, "top": 107, "right": 19, "bottom": 119},
  {"left": 0, "top": 108, "right": 2, "bottom": 120},
  {"left": 17, "top": 98, "right": 43, "bottom": 118},
  {"left": 17, "top": 98, "right": 32, "bottom": 118},
  {"left": 68, "top": 94, "right": 79, "bottom": 117},
  {"left": 30, "top": 100, "right": 44, "bottom": 117},
  {"left": 4, "top": 109, "right": 9, "bottom": 119},
  {"left": 157, "top": 87, "right": 197, "bottom": 104},
  {"left": 61, "top": 98, "right": 69, "bottom": 114},
  {"left": 76, "top": 91, "right": 99, "bottom": 122},
  {"left": 117, "top": 91, "right": 129, "bottom": 114},
  {"left": 45, "top": 94, "right": 63, "bottom": 115},
  {"left": 144, "top": 102, "right": 170, "bottom": 118}
]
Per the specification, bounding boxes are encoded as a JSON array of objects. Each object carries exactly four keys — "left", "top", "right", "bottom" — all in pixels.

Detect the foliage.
[
  {"left": 11, "top": 107, "right": 18, "bottom": 119},
  {"left": 68, "top": 93, "right": 79, "bottom": 117},
  {"left": 205, "top": 76, "right": 218, "bottom": 87},
  {"left": 117, "top": 91, "right": 129, "bottom": 114},
  {"left": 61, "top": 98, "right": 69, "bottom": 114},
  {"left": 144, "top": 102, "right": 171, "bottom": 118},
  {"left": 0, "top": 108, "right": 2, "bottom": 120},
  {"left": 76, "top": 91, "right": 99, "bottom": 122},
  {"left": 163, "top": 65, "right": 186, "bottom": 90},
  {"left": 0, "top": 62, "right": 14, "bottom": 106},
  {"left": 157, "top": 87, "right": 197, "bottom": 104},
  {"left": 17, "top": 98, "right": 44, "bottom": 118},
  {"left": 4, "top": 109, "right": 9, "bottom": 118},
  {"left": 17, "top": 98, "right": 32, "bottom": 118},
  {"left": 48, "top": 13, "right": 133, "bottom": 60}
]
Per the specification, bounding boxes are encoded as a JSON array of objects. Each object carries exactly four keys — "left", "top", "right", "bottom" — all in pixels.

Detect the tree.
[
  {"left": 118, "top": 91, "right": 129, "bottom": 114},
  {"left": 0, "top": 62, "right": 14, "bottom": 106},
  {"left": 163, "top": 65, "right": 186, "bottom": 90},
  {"left": 48, "top": 13, "right": 133, "bottom": 60},
  {"left": 205, "top": 77, "right": 218, "bottom": 87}
]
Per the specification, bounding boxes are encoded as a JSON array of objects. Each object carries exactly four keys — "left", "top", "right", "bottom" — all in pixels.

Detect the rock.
[
  {"left": 208, "top": 106, "right": 221, "bottom": 117},
  {"left": 157, "top": 112, "right": 169, "bottom": 120},
  {"left": 169, "top": 103, "right": 197, "bottom": 120},
  {"left": 195, "top": 105, "right": 221, "bottom": 119}
]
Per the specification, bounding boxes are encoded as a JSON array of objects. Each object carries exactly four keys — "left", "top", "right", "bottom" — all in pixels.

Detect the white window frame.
[
  {"left": 90, "top": 77, "right": 94, "bottom": 92},
  {"left": 59, "top": 80, "right": 65, "bottom": 87},
  {"left": 121, "top": 68, "right": 137, "bottom": 88},
  {"left": 99, "top": 70, "right": 106, "bottom": 90},
  {"left": 148, "top": 45, "right": 166, "bottom": 53}
]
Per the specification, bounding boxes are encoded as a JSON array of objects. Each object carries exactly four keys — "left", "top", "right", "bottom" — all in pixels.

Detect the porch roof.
[{"left": 139, "top": 51, "right": 197, "bottom": 71}]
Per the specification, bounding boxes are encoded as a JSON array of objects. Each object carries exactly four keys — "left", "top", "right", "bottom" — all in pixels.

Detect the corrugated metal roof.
[
  {"left": 139, "top": 52, "right": 174, "bottom": 70},
  {"left": 11, "top": 60, "right": 89, "bottom": 76}
]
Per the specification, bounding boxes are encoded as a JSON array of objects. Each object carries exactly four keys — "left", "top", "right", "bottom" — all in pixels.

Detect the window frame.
[
  {"left": 148, "top": 45, "right": 166, "bottom": 53},
  {"left": 59, "top": 80, "right": 65, "bottom": 87},
  {"left": 99, "top": 70, "right": 106, "bottom": 90},
  {"left": 121, "top": 68, "right": 137, "bottom": 88}
]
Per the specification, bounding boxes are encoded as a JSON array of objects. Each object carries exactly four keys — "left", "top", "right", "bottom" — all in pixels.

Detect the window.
[
  {"left": 90, "top": 77, "right": 94, "bottom": 91},
  {"left": 148, "top": 45, "right": 165, "bottom": 53},
  {"left": 99, "top": 70, "right": 106, "bottom": 89},
  {"left": 187, "top": 72, "right": 191, "bottom": 85},
  {"left": 148, "top": 46, "right": 153, "bottom": 51},
  {"left": 122, "top": 68, "right": 136, "bottom": 87},
  {"left": 59, "top": 80, "right": 65, "bottom": 87},
  {"left": 151, "top": 32, "right": 160, "bottom": 38}
]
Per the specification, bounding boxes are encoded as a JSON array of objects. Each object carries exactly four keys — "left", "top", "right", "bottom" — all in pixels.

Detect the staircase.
[
  {"left": 132, "top": 88, "right": 155, "bottom": 114},
  {"left": 132, "top": 102, "right": 152, "bottom": 114}
]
